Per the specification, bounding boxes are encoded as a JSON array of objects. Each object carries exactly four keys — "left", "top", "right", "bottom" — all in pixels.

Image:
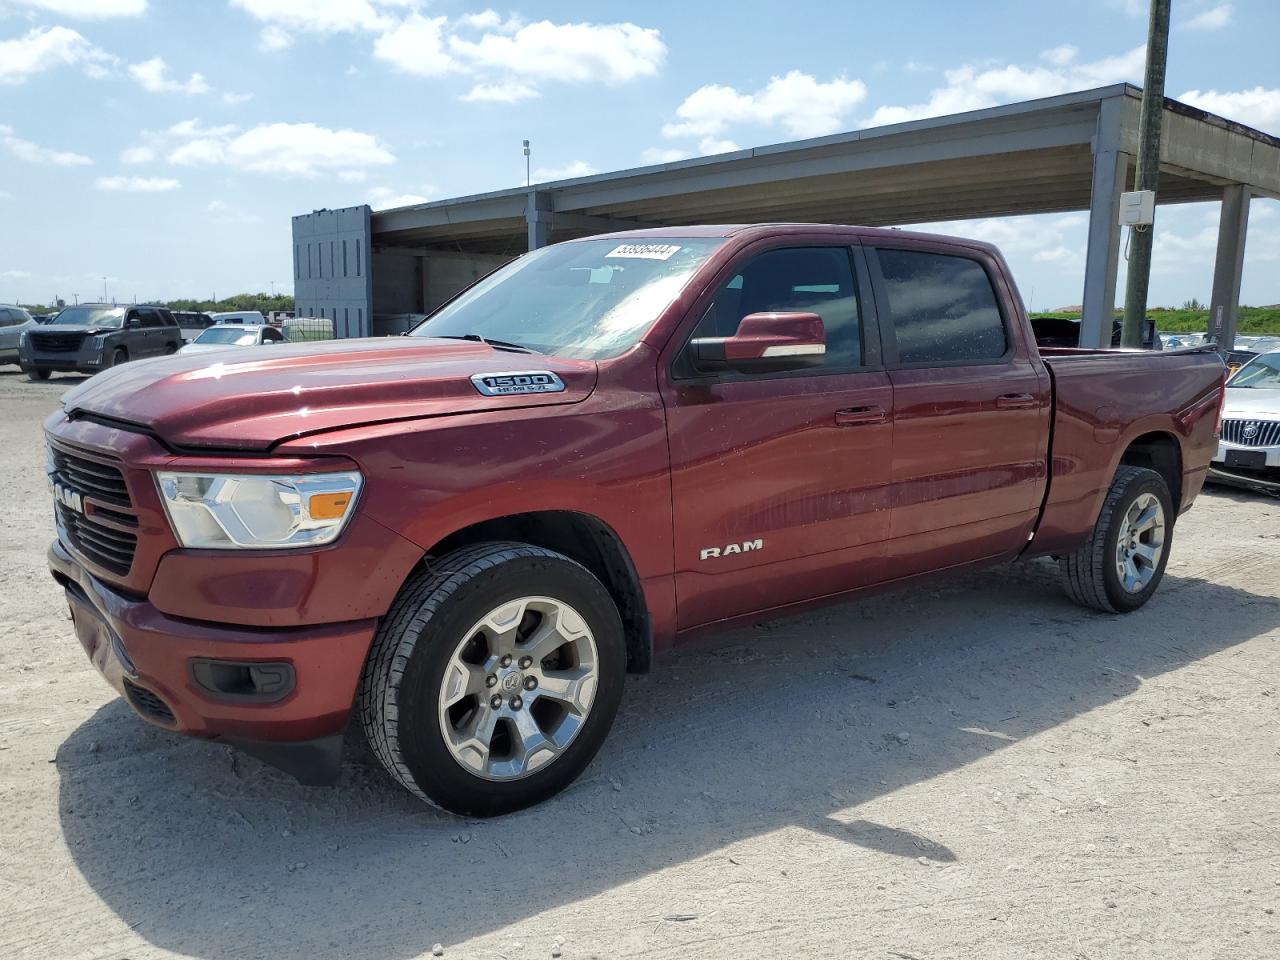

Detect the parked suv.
[
  {"left": 19, "top": 303, "right": 182, "bottom": 380},
  {"left": 0, "top": 304, "right": 35, "bottom": 366}
]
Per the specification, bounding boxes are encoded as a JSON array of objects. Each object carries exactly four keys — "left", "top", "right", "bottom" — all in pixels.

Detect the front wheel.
[
  {"left": 1059, "top": 465, "right": 1173, "bottom": 613},
  {"left": 24, "top": 367, "right": 51, "bottom": 381},
  {"left": 359, "top": 542, "right": 626, "bottom": 816}
]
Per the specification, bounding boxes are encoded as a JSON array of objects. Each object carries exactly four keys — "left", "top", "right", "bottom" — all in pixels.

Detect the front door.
[
  {"left": 662, "top": 242, "right": 894, "bottom": 629},
  {"left": 866, "top": 243, "right": 1051, "bottom": 579}
]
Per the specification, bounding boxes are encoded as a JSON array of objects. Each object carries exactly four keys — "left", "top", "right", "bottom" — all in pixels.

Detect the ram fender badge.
[
  {"left": 470, "top": 371, "right": 566, "bottom": 397},
  {"left": 700, "top": 539, "right": 763, "bottom": 560}
]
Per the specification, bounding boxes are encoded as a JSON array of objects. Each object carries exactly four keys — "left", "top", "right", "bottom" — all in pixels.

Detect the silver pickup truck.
[{"left": 18, "top": 303, "right": 182, "bottom": 380}]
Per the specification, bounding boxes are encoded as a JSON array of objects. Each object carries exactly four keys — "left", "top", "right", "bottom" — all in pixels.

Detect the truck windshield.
[
  {"left": 53, "top": 306, "right": 125, "bottom": 328},
  {"left": 410, "top": 238, "right": 725, "bottom": 359},
  {"left": 1229, "top": 353, "right": 1280, "bottom": 389}
]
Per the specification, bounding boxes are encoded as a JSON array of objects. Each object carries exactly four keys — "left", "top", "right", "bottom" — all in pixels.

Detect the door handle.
[
  {"left": 834, "top": 405, "right": 887, "bottom": 426},
  {"left": 995, "top": 393, "right": 1037, "bottom": 410}
]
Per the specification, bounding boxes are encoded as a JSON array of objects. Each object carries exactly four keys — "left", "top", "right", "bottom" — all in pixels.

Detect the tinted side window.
[
  {"left": 142, "top": 309, "right": 166, "bottom": 328},
  {"left": 876, "top": 249, "right": 1007, "bottom": 364},
  {"left": 0, "top": 309, "right": 13, "bottom": 326},
  {"left": 160, "top": 309, "right": 177, "bottom": 327},
  {"left": 693, "top": 246, "right": 862, "bottom": 369}
]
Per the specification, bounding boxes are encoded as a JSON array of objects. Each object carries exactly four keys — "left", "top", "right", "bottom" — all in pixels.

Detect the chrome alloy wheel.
[
  {"left": 1114, "top": 492, "right": 1166, "bottom": 593},
  {"left": 437, "top": 596, "right": 599, "bottom": 781}
]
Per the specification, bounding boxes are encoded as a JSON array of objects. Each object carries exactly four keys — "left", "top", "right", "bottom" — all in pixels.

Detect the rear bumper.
[{"left": 49, "top": 538, "right": 378, "bottom": 782}]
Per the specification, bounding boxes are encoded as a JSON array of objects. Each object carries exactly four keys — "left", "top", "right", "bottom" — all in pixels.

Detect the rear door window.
[{"left": 874, "top": 249, "right": 1007, "bottom": 365}]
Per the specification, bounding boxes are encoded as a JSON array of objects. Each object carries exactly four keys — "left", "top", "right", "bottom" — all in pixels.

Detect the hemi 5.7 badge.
[{"left": 470, "top": 371, "right": 567, "bottom": 397}]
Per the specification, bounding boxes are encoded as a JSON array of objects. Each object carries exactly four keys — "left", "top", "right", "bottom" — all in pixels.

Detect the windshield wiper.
[{"left": 436, "top": 333, "right": 536, "bottom": 354}]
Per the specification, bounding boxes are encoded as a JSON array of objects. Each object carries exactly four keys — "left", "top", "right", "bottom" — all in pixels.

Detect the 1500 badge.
[{"left": 470, "top": 371, "right": 567, "bottom": 397}]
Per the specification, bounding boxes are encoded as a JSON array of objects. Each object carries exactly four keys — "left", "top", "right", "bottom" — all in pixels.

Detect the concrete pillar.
[
  {"left": 526, "top": 190, "right": 552, "bottom": 251},
  {"left": 1080, "top": 148, "right": 1127, "bottom": 348},
  {"left": 1208, "top": 184, "right": 1250, "bottom": 352}
]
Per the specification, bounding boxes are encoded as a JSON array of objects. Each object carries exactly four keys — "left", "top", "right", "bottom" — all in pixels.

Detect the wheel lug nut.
[
  {"left": 499, "top": 655, "right": 512, "bottom": 668},
  {"left": 510, "top": 696, "right": 523, "bottom": 710},
  {"left": 485, "top": 674, "right": 497, "bottom": 688},
  {"left": 524, "top": 675, "right": 537, "bottom": 690},
  {"left": 489, "top": 694, "right": 503, "bottom": 709},
  {"left": 518, "top": 656, "right": 532, "bottom": 669}
]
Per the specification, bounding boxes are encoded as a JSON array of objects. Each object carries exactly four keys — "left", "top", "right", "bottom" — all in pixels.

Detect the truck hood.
[
  {"left": 1223, "top": 388, "right": 1280, "bottom": 419},
  {"left": 60, "top": 336, "right": 598, "bottom": 451}
]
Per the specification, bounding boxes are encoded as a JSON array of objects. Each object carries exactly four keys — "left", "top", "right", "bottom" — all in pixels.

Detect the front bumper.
[
  {"left": 49, "top": 538, "right": 378, "bottom": 783},
  {"left": 1209, "top": 439, "right": 1280, "bottom": 495},
  {"left": 20, "top": 347, "right": 106, "bottom": 373}
]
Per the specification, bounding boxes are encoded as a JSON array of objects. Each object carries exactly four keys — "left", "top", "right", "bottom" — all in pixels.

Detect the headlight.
[
  {"left": 155, "top": 470, "right": 363, "bottom": 549},
  {"left": 90, "top": 334, "right": 109, "bottom": 348}
]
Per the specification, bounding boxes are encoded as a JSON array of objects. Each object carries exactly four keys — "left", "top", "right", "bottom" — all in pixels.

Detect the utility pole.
[
  {"left": 102, "top": 276, "right": 108, "bottom": 302},
  {"left": 523, "top": 140, "right": 531, "bottom": 187},
  {"left": 1120, "top": 0, "right": 1171, "bottom": 348}
]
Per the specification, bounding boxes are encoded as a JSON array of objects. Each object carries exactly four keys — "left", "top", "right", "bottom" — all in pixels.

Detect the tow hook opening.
[{"left": 189, "top": 659, "right": 296, "bottom": 702}]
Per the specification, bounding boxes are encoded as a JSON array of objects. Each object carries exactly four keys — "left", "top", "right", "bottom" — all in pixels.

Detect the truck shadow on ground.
[{"left": 56, "top": 556, "right": 1280, "bottom": 959}]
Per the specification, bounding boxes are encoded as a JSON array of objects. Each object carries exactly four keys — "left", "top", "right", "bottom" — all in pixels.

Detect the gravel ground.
[{"left": 1, "top": 367, "right": 1278, "bottom": 960}]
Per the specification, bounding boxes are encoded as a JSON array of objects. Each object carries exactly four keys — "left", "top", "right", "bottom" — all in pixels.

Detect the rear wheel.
[
  {"left": 1059, "top": 465, "right": 1173, "bottom": 613},
  {"left": 359, "top": 542, "right": 626, "bottom": 816}
]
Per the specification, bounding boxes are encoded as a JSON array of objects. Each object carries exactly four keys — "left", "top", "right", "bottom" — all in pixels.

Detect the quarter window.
[
  {"left": 692, "top": 246, "right": 862, "bottom": 369},
  {"left": 876, "top": 249, "right": 1007, "bottom": 364}
]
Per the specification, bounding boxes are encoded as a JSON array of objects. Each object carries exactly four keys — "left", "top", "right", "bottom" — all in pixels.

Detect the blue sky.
[{"left": 1, "top": 0, "right": 1278, "bottom": 311}]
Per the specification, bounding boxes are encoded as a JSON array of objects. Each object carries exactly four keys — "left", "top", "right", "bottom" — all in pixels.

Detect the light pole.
[
  {"left": 1120, "top": 0, "right": 1171, "bottom": 348},
  {"left": 523, "top": 139, "right": 531, "bottom": 186}
]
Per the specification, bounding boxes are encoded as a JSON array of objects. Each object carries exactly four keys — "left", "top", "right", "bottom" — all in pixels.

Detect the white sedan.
[
  {"left": 1211, "top": 352, "right": 1280, "bottom": 495},
  {"left": 178, "top": 324, "right": 287, "bottom": 355}
]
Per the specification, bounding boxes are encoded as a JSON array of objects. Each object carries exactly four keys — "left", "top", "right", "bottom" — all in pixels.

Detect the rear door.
[
  {"left": 866, "top": 242, "right": 1050, "bottom": 579},
  {"left": 661, "top": 239, "right": 895, "bottom": 628}
]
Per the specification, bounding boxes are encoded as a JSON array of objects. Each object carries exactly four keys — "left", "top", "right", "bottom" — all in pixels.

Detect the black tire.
[
  {"left": 25, "top": 367, "right": 51, "bottom": 381},
  {"left": 359, "top": 542, "right": 626, "bottom": 816},
  {"left": 1059, "top": 465, "right": 1174, "bottom": 613},
  {"left": 110, "top": 348, "right": 128, "bottom": 367}
]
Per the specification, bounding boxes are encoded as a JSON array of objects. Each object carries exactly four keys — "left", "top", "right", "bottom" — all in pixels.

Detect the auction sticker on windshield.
[{"left": 605, "top": 243, "right": 682, "bottom": 260}]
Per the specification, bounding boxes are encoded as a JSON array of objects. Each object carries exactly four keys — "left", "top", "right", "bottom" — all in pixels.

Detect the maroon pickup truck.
[{"left": 44, "top": 224, "right": 1225, "bottom": 815}]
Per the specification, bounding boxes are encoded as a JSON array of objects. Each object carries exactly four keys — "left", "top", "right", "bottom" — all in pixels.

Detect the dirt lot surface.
[{"left": 1, "top": 367, "right": 1278, "bottom": 960}]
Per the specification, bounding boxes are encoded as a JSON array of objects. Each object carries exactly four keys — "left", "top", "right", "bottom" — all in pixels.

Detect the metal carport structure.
[{"left": 292, "top": 83, "right": 1280, "bottom": 347}]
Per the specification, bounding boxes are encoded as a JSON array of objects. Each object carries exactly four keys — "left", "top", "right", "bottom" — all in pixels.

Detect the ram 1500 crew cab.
[{"left": 44, "top": 224, "right": 1225, "bottom": 815}]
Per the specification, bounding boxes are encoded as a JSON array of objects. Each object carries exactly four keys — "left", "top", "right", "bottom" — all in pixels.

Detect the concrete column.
[
  {"left": 1080, "top": 148, "right": 1127, "bottom": 348},
  {"left": 1208, "top": 184, "right": 1250, "bottom": 352},
  {"left": 526, "top": 190, "right": 553, "bottom": 250}
]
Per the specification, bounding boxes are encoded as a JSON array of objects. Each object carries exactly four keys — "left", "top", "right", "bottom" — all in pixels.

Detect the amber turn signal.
[{"left": 309, "top": 492, "right": 352, "bottom": 520}]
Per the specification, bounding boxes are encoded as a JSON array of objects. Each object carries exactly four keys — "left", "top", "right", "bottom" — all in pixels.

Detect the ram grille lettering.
[{"left": 470, "top": 371, "right": 567, "bottom": 397}]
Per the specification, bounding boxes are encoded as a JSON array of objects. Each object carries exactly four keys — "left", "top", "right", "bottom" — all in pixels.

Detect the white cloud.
[
  {"left": 1179, "top": 86, "right": 1280, "bottom": 133},
  {"left": 205, "top": 199, "right": 260, "bottom": 223},
  {"left": 221, "top": 91, "right": 254, "bottom": 104},
  {"left": 0, "top": 125, "right": 92, "bottom": 165},
  {"left": 1185, "top": 3, "right": 1232, "bottom": 30},
  {"left": 0, "top": 25, "right": 116, "bottom": 84},
  {"left": 257, "top": 25, "right": 293, "bottom": 52},
  {"left": 128, "top": 56, "right": 209, "bottom": 94},
  {"left": 862, "top": 46, "right": 1145, "bottom": 127},
  {"left": 1, "top": 268, "right": 32, "bottom": 279},
  {"left": 368, "top": 185, "right": 435, "bottom": 210},
  {"left": 641, "top": 146, "right": 687, "bottom": 164},
  {"left": 372, "top": 14, "right": 455, "bottom": 76},
  {"left": 1040, "top": 44, "right": 1078, "bottom": 66},
  {"left": 230, "top": 0, "right": 394, "bottom": 34},
  {"left": 165, "top": 120, "right": 395, "bottom": 177},
  {"left": 95, "top": 175, "right": 180, "bottom": 192},
  {"left": 7, "top": 0, "right": 145, "bottom": 17},
  {"left": 698, "top": 137, "right": 739, "bottom": 155},
  {"left": 444, "top": 20, "right": 666, "bottom": 85},
  {"left": 532, "top": 160, "right": 596, "bottom": 182},
  {"left": 663, "top": 71, "right": 867, "bottom": 141},
  {"left": 460, "top": 79, "right": 539, "bottom": 103},
  {"left": 337, "top": 169, "right": 367, "bottom": 182},
  {"left": 119, "top": 144, "right": 153, "bottom": 164}
]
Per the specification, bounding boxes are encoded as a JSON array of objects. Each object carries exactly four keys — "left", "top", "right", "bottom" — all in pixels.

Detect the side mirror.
[
  {"left": 690, "top": 311, "right": 826, "bottom": 374},
  {"left": 125, "top": 317, "right": 142, "bottom": 328}
]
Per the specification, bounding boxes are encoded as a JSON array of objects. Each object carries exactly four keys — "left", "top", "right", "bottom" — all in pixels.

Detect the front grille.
[
  {"left": 1221, "top": 418, "right": 1280, "bottom": 447},
  {"left": 50, "top": 446, "right": 131, "bottom": 506},
  {"left": 56, "top": 502, "right": 137, "bottom": 575},
  {"left": 124, "top": 680, "right": 176, "bottom": 725},
  {"left": 29, "top": 331, "right": 86, "bottom": 353}
]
